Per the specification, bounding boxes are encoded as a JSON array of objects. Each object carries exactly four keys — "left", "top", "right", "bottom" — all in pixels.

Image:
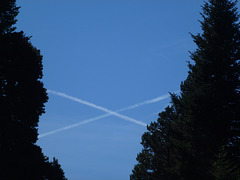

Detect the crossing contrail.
[
  {"left": 47, "top": 90, "right": 147, "bottom": 126},
  {"left": 39, "top": 90, "right": 170, "bottom": 138}
]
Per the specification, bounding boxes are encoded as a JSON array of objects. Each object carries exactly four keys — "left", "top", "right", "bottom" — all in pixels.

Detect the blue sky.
[{"left": 16, "top": 1, "right": 210, "bottom": 179}]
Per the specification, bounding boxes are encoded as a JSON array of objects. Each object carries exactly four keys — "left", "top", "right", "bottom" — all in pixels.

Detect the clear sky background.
[{"left": 15, "top": 1, "right": 216, "bottom": 179}]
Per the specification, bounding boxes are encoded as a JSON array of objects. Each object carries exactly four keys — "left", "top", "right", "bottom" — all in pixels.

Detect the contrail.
[
  {"left": 39, "top": 91, "right": 170, "bottom": 138},
  {"left": 39, "top": 114, "right": 110, "bottom": 138},
  {"left": 117, "top": 94, "right": 170, "bottom": 112},
  {"left": 47, "top": 90, "right": 147, "bottom": 126}
]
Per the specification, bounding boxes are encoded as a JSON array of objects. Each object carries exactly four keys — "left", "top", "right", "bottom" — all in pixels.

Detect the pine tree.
[
  {"left": 0, "top": 0, "right": 67, "bottom": 179},
  {"left": 131, "top": 0, "right": 240, "bottom": 179},
  {"left": 179, "top": 0, "right": 240, "bottom": 178}
]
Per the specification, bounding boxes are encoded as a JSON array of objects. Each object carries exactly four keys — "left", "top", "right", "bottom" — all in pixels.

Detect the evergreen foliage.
[
  {"left": 45, "top": 157, "right": 68, "bottom": 180},
  {"left": 131, "top": 0, "right": 240, "bottom": 179},
  {"left": 0, "top": 0, "right": 19, "bottom": 34},
  {"left": 0, "top": 0, "right": 67, "bottom": 179}
]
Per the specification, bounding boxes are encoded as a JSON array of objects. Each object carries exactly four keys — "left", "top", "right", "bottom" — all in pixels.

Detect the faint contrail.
[
  {"left": 39, "top": 91, "right": 170, "bottom": 138},
  {"left": 39, "top": 114, "right": 110, "bottom": 138},
  {"left": 117, "top": 94, "right": 170, "bottom": 112}
]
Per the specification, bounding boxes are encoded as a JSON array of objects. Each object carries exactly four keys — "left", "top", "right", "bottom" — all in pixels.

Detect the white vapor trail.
[
  {"left": 38, "top": 90, "right": 170, "bottom": 138},
  {"left": 117, "top": 94, "right": 170, "bottom": 112},
  {"left": 38, "top": 114, "right": 110, "bottom": 138},
  {"left": 47, "top": 90, "right": 147, "bottom": 126}
]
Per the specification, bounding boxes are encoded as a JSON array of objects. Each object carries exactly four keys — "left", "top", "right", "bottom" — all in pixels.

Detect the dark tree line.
[
  {"left": 0, "top": 0, "right": 67, "bottom": 179},
  {"left": 131, "top": 0, "right": 240, "bottom": 179}
]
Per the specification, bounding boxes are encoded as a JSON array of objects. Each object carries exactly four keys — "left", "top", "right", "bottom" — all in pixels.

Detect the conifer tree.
[
  {"left": 131, "top": 0, "right": 240, "bottom": 179},
  {"left": 130, "top": 97, "right": 183, "bottom": 180},
  {"left": 0, "top": 0, "right": 67, "bottom": 179}
]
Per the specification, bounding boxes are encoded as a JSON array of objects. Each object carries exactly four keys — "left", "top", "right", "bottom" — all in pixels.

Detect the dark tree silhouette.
[
  {"left": 0, "top": 0, "right": 67, "bottom": 179},
  {"left": 45, "top": 157, "right": 68, "bottom": 180},
  {"left": 131, "top": 0, "right": 240, "bottom": 179},
  {"left": 130, "top": 104, "right": 182, "bottom": 180},
  {"left": 0, "top": 0, "right": 19, "bottom": 34}
]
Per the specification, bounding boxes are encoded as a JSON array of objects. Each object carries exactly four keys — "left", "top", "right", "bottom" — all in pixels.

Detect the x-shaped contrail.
[{"left": 38, "top": 90, "right": 170, "bottom": 138}]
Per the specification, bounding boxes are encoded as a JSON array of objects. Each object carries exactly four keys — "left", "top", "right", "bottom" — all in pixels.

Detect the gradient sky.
[{"left": 15, "top": 1, "right": 215, "bottom": 179}]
